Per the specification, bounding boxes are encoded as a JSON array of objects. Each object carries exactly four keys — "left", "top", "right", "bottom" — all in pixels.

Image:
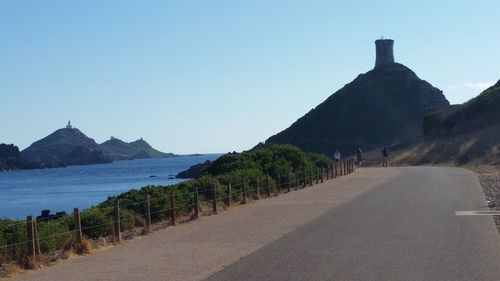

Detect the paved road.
[
  {"left": 205, "top": 167, "right": 500, "bottom": 281},
  {"left": 12, "top": 167, "right": 500, "bottom": 281},
  {"left": 13, "top": 168, "right": 397, "bottom": 281}
]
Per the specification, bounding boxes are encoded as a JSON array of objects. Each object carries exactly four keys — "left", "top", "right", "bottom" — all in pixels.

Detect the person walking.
[
  {"left": 382, "top": 146, "right": 389, "bottom": 167},
  {"left": 334, "top": 150, "right": 341, "bottom": 161},
  {"left": 334, "top": 150, "right": 341, "bottom": 176},
  {"left": 356, "top": 148, "right": 363, "bottom": 166}
]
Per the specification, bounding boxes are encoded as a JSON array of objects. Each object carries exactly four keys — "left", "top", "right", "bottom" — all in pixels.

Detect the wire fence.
[{"left": 0, "top": 161, "right": 356, "bottom": 267}]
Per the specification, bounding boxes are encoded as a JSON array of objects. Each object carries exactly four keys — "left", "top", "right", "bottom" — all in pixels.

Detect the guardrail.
[{"left": 0, "top": 160, "right": 356, "bottom": 268}]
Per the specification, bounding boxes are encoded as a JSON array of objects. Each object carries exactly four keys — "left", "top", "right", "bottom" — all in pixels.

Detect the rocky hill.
[
  {"left": 0, "top": 143, "right": 41, "bottom": 171},
  {"left": 176, "top": 160, "right": 212, "bottom": 178},
  {"left": 265, "top": 63, "right": 449, "bottom": 156},
  {"left": 99, "top": 137, "right": 176, "bottom": 160},
  {"left": 21, "top": 128, "right": 112, "bottom": 166},
  {"left": 393, "top": 79, "right": 500, "bottom": 166}
]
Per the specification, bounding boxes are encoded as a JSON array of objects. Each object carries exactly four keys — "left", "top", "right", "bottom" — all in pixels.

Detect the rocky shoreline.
[{"left": 478, "top": 172, "right": 500, "bottom": 232}]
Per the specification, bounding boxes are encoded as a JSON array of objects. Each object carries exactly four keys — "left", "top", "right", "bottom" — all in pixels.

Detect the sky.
[{"left": 1, "top": 0, "right": 499, "bottom": 154}]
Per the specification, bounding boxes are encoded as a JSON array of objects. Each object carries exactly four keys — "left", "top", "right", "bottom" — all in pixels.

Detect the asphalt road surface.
[
  {"left": 205, "top": 167, "right": 500, "bottom": 281},
  {"left": 12, "top": 167, "right": 500, "bottom": 281}
]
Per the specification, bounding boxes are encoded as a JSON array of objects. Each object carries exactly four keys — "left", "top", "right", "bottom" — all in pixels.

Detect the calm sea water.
[{"left": 0, "top": 154, "right": 221, "bottom": 220}]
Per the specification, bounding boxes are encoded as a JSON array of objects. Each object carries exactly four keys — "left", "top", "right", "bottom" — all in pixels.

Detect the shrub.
[{"left": 80, "top": 208, "right": 113, "bottom": 239}]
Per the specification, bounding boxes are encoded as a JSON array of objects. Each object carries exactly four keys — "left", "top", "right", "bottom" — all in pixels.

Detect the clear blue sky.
[{"left": 1, "top": 1, "right": 499, "bottom": 154}]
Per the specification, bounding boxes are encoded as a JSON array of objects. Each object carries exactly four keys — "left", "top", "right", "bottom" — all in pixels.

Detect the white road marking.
[{"left": 455, "top": 211, "right": 500, "bottom": 216}]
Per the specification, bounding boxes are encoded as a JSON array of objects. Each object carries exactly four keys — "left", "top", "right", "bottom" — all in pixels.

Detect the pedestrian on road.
[
  {"left": 334, "top": 150, "right": 341, "bottom": 162},
  {"left": 382, "top": 146, "right": 389, "bottom": 167},
  {"left": 356, "top": 148, "right": 363, "bottom": 166}
]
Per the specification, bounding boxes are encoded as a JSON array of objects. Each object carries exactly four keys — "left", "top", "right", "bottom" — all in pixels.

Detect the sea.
[{"left": 0, "top": 154, "right": 221, "bottom": 220}]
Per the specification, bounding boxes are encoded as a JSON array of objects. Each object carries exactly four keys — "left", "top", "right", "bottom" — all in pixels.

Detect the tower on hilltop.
[
  {"left": 66, "top": 120, "right": 73, "bottom": 129},
  {"left": 374, "top": 38, "right": 395, "bottom": 68}
]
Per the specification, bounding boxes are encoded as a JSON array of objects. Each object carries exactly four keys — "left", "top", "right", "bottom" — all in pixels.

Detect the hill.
[
  {"left": 99, "top": 137, "right": 176, "bottom": 160},
  {"left": 21, "top": 127, "right": 112, "bottom": 166},
  {"left": 176, "top": 160, "right": 212, "bottom": 178},
  {"left": 393, "top": 80, "right": 500, "bottom": 166},
  {"left": 0, "top": 143, "right": 41, "bottom": 171},
  {"left": 265, "top": 62, "right": 449, "bottom": 156}
]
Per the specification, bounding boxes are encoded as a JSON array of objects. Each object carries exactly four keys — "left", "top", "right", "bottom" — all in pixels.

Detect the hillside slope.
[
  {"left": 99, "top": 137, "right": 175, "bottom": 160},
  {"left": 21, "top": 128, "right": 112, "bottom": 166},
  {"left": 265, "top": 63, "right": 449, "bottom": 155},
  {"left": 393, "top": 80, "right": 500, "bottom": 166}
]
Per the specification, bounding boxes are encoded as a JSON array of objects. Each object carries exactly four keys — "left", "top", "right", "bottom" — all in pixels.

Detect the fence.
[{"left": 0, "top": 161, "right": 356, "bottom": 267}]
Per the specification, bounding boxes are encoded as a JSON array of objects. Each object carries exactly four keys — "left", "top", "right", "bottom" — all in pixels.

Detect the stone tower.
[{"left": 374, "top": 38, "right": 395, "bottom": 68}]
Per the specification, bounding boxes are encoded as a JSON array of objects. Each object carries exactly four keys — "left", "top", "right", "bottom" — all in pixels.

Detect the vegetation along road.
[{"left": 13, "top": 167, "right": 500, "bottom": 281}]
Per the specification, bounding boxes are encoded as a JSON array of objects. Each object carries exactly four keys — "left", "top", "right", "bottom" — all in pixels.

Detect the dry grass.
[
  {"left": 63, "top": 237, "right": 93, "bottom": 257},
  {"left": 0, "top": 264, "right": 23, "bottom": 279},
  {"left": 134, "top": 216, "right": 146, "bottom": 228}
]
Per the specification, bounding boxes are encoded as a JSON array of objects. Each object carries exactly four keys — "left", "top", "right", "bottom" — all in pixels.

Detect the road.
[
  {"left": 12, "top": 167, "right": 500, "bottom": 281},
  {"left": 205, "top": 167, "right": 500, "bottom": 281}
]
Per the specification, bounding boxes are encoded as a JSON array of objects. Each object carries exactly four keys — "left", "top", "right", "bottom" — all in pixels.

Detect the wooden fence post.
[
  {"left": 193, "top": 187, "right": 200, "bottom": 219},
  {"left": 170, "top": 191, "right": 176, "bottom": 225},
  {"left": 74, "top": 208, "right": 83, "bottom": 244},
  {"left": 242, "top": 179, "right": 248, "bottom": 204},
  {"left": 144, "top": 194, "right": 152, "bottom": 232},
  {"left": 212, "top": 183, "right": 218, "bottom": 215},
  {"left": 288, "top": 173, "right": 292, "bottom": 192},
  {"left": 321, "top": 167, "right": 325, "bottom": 183},
  {"left": 113, "top": 202, "right": 121, "bottom": 243},
  {"left": 227, "top": 182, "right": 232, "bottom": 207},
  {"left": 315, "top": 168, "right": 319, "bottom": 184},
  {"left": 267, "top": 175, "right": 272, "bottom": 197},
  {"left": 277, "top": 174, "right": 281, "bottom": 194},
  {"left": 33, "top": 219, "right": 41, "bottom": 256},
  {"left": 255, "top": 178, "right": 261, "bottom": 199},
  {"left": 295, "top": 172, "right": 299, "bottom": 190},
  {"left": 303, "top": 170, "right": 307, "bottom": 187},
  {"left": 309, "top": 170, "right": 314, "bottom": 186},
  {"left": 26, "top": 215, "right": 36, "bottom": 264}
]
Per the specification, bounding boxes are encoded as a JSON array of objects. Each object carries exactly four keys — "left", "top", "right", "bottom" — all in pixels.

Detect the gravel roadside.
[{"left": 478, "top": 172, "right": 500, "bottom": 232}]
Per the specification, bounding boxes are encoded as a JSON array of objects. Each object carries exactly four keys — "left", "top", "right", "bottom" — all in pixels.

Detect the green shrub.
[
  {"left": 80, "top": 207, "right": 113, "bottom": 239},
  {"left": 37, "top": 217, "right": 72, "bottom": 253}
]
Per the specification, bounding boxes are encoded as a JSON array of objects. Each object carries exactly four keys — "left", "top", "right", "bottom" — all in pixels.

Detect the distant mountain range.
[
  {"left": 100, "top": 137, "right": 176, "bottom": 160},
  {"left": 1, "top": 125, "right": 179, "bottom": 171}
]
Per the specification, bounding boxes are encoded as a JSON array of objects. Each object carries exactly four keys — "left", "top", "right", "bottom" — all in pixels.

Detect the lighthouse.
[{"left": 374, "top": 38, "right": 395, "bottom": 68}]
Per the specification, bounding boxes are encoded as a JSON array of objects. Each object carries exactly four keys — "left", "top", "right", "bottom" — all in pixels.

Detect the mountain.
[
  {"left": 21, "top": 127, "right": 112, "bottom": 166},
  {"left": 393, "top": 80, "right": 500, "bottom": 166},
  {"left": 0, "top": 143, "right": 41, "bottom": 171},
  {"left": 100, "top": 137, "right": 176, "bottom": 160},
  {"left": 265, "top": 62, "right": 450, "bottom": 156}
]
